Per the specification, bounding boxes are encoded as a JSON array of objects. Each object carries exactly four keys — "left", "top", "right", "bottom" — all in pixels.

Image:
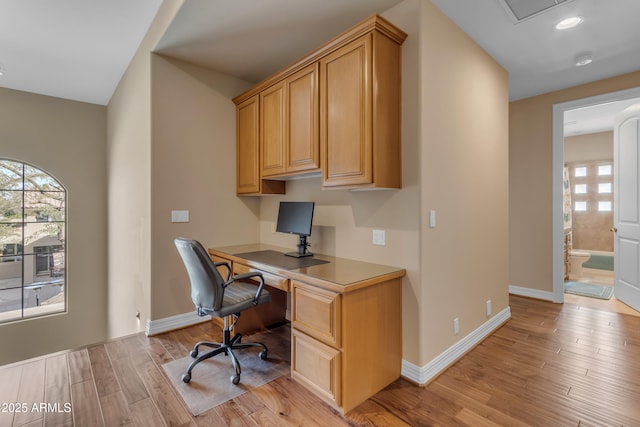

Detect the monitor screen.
[{"left": 276, "top": 201, "right": 314, "bottom": 237}]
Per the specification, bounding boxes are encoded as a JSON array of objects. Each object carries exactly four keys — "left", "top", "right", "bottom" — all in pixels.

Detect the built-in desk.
[{"left": 208, "top": 244, "right": 405, "bottom": 414}]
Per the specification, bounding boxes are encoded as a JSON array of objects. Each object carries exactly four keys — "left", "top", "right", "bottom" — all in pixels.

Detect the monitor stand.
[{"left": 285, "top": 235, "right": 313, "bottom": 258}]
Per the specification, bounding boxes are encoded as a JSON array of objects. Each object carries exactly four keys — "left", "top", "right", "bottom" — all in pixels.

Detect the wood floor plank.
[
  {"left": 100, "top": 391, "right": 135, "bottom": 426},
  {"left": 111, "top": 357, "right": 150, "bottom": 405},
  {"left": 88, "top": 345, "right": 121, "bottom": 397},
  {"left": 67, "top": 349, "right": 92, "bottom": 385},
  {"left": 13, "top": 359, "right": 46, "bottom": 426},
  {"left": 128, "top": 398, "right": 166, "bottom": 427},
  {"left": 136, "top": 359, "right": 191, "bottom": 426},
  {"left": 0, "top": 364, "right": 22, "bottom": 427},
  {"left": 70, "top": 379, "right": 104, "bottom": 426}
]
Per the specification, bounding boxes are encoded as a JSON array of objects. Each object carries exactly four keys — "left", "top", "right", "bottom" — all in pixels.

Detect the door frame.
[{"left": 552, "top": 86, "right": 640, "bottom": 303}]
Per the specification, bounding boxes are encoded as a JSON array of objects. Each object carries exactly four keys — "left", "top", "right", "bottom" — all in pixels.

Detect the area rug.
[
  {"left": 163, "top": 324, "right": 290, "bottom": 416},
  {"left": 582, "top": 254, "right": 614, "bottom": 271},
  {"left": 564, "top": 281, "right": 614, "bottom": 300}
]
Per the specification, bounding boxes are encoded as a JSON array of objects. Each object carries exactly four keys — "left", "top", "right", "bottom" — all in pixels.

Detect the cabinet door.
[
  {"left": 286, "top": 64, "right": 320, "bottom": 173},
  {"left": 260, "top": 82, "right": 286, "bottom": 177},
  {"left": 320, "top": 34, "right": 372, "bottom": 188},
  {"left": 236, "top": 95, "right": 260, "bottom": 194}
]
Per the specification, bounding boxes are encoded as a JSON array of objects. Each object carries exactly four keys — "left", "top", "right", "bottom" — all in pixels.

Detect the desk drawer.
[
  {"left": 233, "top": 262, "right": 289, "bottom": 292},
  {"left": 291, "top": 328, "right": 341, "bottom": 407},
  {"left": 292, "top": 280, "right": 341, "bottom": 348}
]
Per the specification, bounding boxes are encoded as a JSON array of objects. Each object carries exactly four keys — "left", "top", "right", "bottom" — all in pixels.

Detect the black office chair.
[{"left": 174, "top": 237, "right": 271, "bottom": 385}]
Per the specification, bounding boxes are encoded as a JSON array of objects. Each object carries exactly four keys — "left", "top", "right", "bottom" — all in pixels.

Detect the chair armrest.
[
  {"left": 213, "top": 261, "right": 232, "bottom": 281},
  {"left": 228, "top": 271, "right": 266, "bottom": 304}
]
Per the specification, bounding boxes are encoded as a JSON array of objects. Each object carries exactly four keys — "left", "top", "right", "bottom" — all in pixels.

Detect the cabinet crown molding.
[{"left": 232, "top": 14, "right": 407, "bottom": 106}]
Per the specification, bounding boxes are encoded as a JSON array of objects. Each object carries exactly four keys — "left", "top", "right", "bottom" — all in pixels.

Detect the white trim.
[
  {"left": 509, "top": 284, "right": 554, "bottom": 302},
  {"left": 552, "top": 86, "right": 640, "bottom": 305},
  {"left": 400, "top": 306, "right": 511, "bottom": 385},
  {"left": 145, "top": 311, "right": 211, "bottom": 336}
]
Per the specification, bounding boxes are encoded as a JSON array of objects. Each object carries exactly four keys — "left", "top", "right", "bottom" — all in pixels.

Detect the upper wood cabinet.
[
  {"left": 321, "top": 30, "right": 403, "bottom": 189},
  {"left": 233, "top": 14, "right": 406, "bottom": 193},
  {"left": 260, "top": 64, "right": 320, "bottom": 178},
  {"left": 236, "top": 95, "right": 261, "bottom": 194},
  {"left": 236, "top": 95, "right": 285, "bottom": 195}
]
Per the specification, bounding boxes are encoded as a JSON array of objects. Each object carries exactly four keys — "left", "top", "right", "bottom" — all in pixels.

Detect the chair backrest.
[{"left": 174, "top": 237, "right": 225, "bottom": 312}]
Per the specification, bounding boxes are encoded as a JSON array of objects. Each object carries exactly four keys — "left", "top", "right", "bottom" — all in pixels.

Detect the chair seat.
[{"left": 211, "top": 281, "right": 271, "bottom": 317}]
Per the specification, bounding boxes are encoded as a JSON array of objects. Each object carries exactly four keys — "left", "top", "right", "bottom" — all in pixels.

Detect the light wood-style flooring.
[{"left": 1, "top": 293, "right": 639, "bottom": 426}]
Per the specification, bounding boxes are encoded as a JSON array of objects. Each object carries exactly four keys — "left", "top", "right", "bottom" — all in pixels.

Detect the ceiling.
[
  {"left": 0, "top": 0, "right": 162, "bottom": 106},
  {"left": 1, "top": 0, "right": 639, "bottom": 134}
]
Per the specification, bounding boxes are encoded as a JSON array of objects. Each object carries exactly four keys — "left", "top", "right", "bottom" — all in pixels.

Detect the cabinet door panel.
[
  {"left": 260, "top": 82, "right": 286, "bottom": 177},
  {"left": 236, "top": 96, "right": 260, "bottom": 194},
  {"left": 321, "top": 34, "right": 372, "bottom": 187},
  {"left": 291, "top": 329, "right": 341, "bottom": 406},
  {"left": 286, "top": 64, "right": 319, "bottom": 173},
  {"left": 292, "top": 280, "right": 341, "bottom": 347}
]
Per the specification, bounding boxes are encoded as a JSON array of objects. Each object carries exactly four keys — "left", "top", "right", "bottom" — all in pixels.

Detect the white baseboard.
[
  {"left": 146, "top": 311, "right": 211, "bottom": 336},
  {"left": 509, "top": 285, "right": 554, "bottom": 302},
  {"left": 400, "top": 306, "right": 511, "bottom": 385}
]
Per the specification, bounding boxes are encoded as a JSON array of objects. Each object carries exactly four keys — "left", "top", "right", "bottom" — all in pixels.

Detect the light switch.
[
  {"left": 429, "top": 210, "right": 436, "bottom": 228},
  {"left": 373, "top": 229, "right": 386, "bottom": 246},
  {"left": 171, "top": 210, "right": 190, "bottom": 223}
]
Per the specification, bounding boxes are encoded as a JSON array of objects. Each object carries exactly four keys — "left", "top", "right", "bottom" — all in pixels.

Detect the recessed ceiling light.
[
  {"left": 556, "top": 16, "right": 583, "bottom": 30},
  {"left": 575, "top": 53, "right": 593, "bottom": 66}
]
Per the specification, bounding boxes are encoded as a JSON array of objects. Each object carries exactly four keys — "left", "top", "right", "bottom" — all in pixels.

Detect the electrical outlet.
[
  {"left": 270, "top": 222, "right": 276, "bottom": 233},
  {"left": 486, "top": 300, "right": 492, "bottom": 317},
  {"left": 453, "top": 318, "right": 459, "bottom": 335}
]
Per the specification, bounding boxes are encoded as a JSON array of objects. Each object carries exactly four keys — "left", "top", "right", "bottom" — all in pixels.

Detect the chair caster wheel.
[
  {"left": 231, "top": 375, "right": 240, "bottom": 385},
  {"left": 181, "top": 373, "right": 191, "bottom": 383},
  {"left": 190, "top": 349, "right": 198, "bottom": 358},
  {"left": 259, "top": 350, "right": 268, "bottom": 360}
]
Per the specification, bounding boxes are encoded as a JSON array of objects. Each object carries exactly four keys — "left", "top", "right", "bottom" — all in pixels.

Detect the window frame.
[{"left": 0, "top": 159, "right": 67, "bottom": 324}]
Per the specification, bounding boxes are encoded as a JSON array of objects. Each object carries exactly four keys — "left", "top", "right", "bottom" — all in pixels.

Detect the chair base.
[{"left": 182, "top": 317, "right": 268, "bottom": 385}]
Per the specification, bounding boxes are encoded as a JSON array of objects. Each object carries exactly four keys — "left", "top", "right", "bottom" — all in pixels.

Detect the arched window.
[{"left": 0, "top": 159, "right": 66, "bottom": 323}]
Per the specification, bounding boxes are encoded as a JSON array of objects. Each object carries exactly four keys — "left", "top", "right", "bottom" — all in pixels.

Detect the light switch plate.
[
  {"left": 373, "top": 229, "right": 386, "bottom": 246},
  {"left": 171, "top": 210, "right": 189, "bottom": 223}
]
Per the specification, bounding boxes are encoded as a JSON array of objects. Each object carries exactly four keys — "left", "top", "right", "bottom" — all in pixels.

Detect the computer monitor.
[{"left": 276, "top": 201, "right": 314, "bottom": 257}]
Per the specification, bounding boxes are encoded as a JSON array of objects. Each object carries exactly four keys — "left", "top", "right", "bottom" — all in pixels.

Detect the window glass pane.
[
  {"left": 598, "top": 183, "right": 612, "bottom": 193},
  {"left": 574, "top": 201, "right": 587, "bottom": 211},
  {"left": 0, "top": 160, "right": 23, "bottom": 190},
  {"left": 22, "top": 282, "right": 64, "bottom": 319},
  {"left": 598, "top": 201, "right": 612, "bottom": 212},
  {"left": 23, "top": 165, "right": 63, "bottom": 191},
  {"left": 23, "top": 223, "right": 64, "bottom": 254},
  {"left": 23, "top": 191, "right": 65, "bottom": 223},
  {"left": 0, "top": 288, "right": 23, "bottom": 322},
  {"left": 574, "top": 166, "right": 587, "bottom": 177},
  {"left": 0, "top": 190, "right": 23, "bottom": 222},
  {"left": 574, "top": 184, "right": 587, "bottom": 194},
  {"left": 598, "top": 164, "right": 612, "bottom": 176}
]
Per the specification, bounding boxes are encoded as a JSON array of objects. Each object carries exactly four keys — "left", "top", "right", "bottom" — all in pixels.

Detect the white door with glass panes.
[{"left": 614, "top": 104, "right": 640, "bottom": 311}]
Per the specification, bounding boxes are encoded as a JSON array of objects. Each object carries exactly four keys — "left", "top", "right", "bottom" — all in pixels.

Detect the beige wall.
[
  {"left": 107, "top": 0, "right": 184, "bottom": 337},
  {"left": 510, "top": 71, "right": 640, "bottom": 293},
  {"left": 564, "top": 131, "right": 613, "bottom": 162},
  {"left": 149, "top": 55, "right": 257, "bottom": 320},
  {"left": 418, "top": 1, "right": 509, "bottom": 362},
  {"left": 0, "top": 88, "right": 107, "bottom": 365}
]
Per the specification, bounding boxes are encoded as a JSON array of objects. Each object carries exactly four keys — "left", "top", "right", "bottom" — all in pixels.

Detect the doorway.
[{"left": 553, "top": 87, "right": 640, "bottom": 306}]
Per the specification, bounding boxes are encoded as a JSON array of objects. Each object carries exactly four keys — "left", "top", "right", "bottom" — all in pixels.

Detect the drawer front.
[
  {"left": 233, "top": 262, "right": 289, "bottom": 292},
  {"left": 291, "top": 329, "right": 341, "bottom": 407},
  {"left": 292, "top": 280, "right": 341, "bottom": 347}
]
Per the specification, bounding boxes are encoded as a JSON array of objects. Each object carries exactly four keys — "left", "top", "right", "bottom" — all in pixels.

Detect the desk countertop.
[{"left": 209, "top": 243, "right": 406, "bottom": 293}]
